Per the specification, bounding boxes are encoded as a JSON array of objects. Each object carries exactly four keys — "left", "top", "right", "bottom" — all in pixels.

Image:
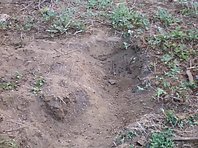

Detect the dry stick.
[
  {"left": 173, "top": 137, "right": 198, "bottom": 142},
  {"left": 186, "top": 69, "right": 194, "bottom": 84},
  {"left": 137, "top": 122, "right": 147, "bottom": 135},
  {"left": 57, "top": 97, "right": 67, "bottom": 105},
  {"left": 20, "top": 1, "right": 34, "bottom": 12},
  {"left": 153, "top": 59, "right": 157, "bottom": 74}
]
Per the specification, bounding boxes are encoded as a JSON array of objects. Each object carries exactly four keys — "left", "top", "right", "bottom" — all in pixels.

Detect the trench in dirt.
[{"left": 0, "top": 30, "right": 156, "bottom": 148}]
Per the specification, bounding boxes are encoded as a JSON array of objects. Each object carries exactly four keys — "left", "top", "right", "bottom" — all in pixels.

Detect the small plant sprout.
[
  {"left": 156, "top": 88, "right": 167, "bottom": 99},
  {"left": 32, "top": 78, "right": 45, "bottom": 94},
  {"left": 88, "top": 0, "right": 112, "bottom": 9},
  {"left": 0, "top": 82, "right": 17, "bottom": 90}
]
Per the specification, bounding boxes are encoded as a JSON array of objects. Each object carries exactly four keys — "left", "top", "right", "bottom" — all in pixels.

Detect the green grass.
[
  {"left": 22, "top": 17, "right": 35, "bottom": 31},
  {"left": 0, "top": 73, "right": 23, "bottom": 91},
  {"left": 155, "top": 8, "right": 180, "bottom": 26},
  {"left": 148, "top": 26, "right": 197, "bottom": 101},
  {"left": 187, "top": 113, "right": 198, "bottom": 125},
  {"left": 165, "top": 110, "right": 182, "bottom": 127},
  {"left": 149, "top": 28, "right": 198, "bottom": 48},
  {"left": 111, "top": 4, "right": 149, "bottom": 31},
  {"left": 41, "top": 7, "right": 85, "bottom": 34},
  {"left": 150, "top": 129, "right": 174, "bottom": 148},
  {"left": 115, "top": 130, "right": 137, "bottom": 146},
  {"left": 0, "top": 82, "right": 17, "bottom": 90},
  {"left": 155, "top": 88, "right": 167, "bottom": 99},
  {"left": 87, "top": 0, "right": 112, "bottom": 9},
  {"left": 41, "top": 7, "right": 57, "bottom": 21},
  {"left": 164, "top": 110, "right": 198, "bottom": 127},
  {"left": 179, "top": 1, "right": 198, "bottom": 17}
]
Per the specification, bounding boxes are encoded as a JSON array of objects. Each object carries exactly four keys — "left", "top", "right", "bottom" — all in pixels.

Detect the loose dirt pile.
[{"left": 0, "top": 29, "right": 156, "bottom": 147}]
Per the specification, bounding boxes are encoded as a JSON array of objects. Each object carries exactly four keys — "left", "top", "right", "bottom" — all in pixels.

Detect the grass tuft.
[{"left": 150, "top": 129, "right": 174, "bottom": 148}]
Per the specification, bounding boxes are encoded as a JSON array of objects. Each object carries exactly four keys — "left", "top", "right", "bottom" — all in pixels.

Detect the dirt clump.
[{"left": 40, "top": 89, "right": 90, "bottom": 121}]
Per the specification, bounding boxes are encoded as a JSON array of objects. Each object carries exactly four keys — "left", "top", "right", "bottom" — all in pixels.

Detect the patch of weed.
[
  {"left": 111, "top": 4, "right": 149, "bottom": 31},
  {"left": 150, "top": 129, "right": 174, "bottom": 148},
  {"left": 181, "top": 81, "right": 197, "bottom": 90},
  {"left": 179, "top": 1, "right": 198, "bottom": 17},
  {"left": 41, "top": 7, "right": 57, "bottom": 21},
  {"left": 165, "top": 110, "right": 198, "bottom": 127},
  {"left": 155, "top": 88, "right": 167, "bottom": 99},
  {"left": 165, "top": 62, "right": 180, "bottom": 78},
  {"left": 186, "top": 113, "right": 198, "bottom": 125},
  {"left": 0, "top": 73, "right": 22, "bottom": 91},
  {"left": 0, "top": 82, "right": 17, "bottom": 90},
  {"left": 42, "top": 8, "right": 85, "bottom": 34},
  {"left": 149, "top": 28, "right": 198, "bottom": 47},
  {"left": 165, "top": 110, "right": 183, "bottom": 127},
  {"left": 87, "top": 0, "right": 112, "bottom": 9},
  {"left": 32, "top": 78, "right": 45, "bottom": 94},
  {"left": 115, "top": 130, "right": 137, "bottom": 145},
  {"left": 161, "top": 54, "right": 173, "bottom": 64},
  {"left": 23, "top": 17, "right": 35, "bottom": 31},
  {"left": 155, "top": 8, "right": 180, "bottom": 26}
]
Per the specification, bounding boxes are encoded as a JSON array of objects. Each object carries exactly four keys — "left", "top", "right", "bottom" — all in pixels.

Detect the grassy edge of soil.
[
  {"left": 109, "top": 1, "right": 198, "bottom": 147},
  {"left": 0, "top": 0, "right": 197, "bottom": 147}
]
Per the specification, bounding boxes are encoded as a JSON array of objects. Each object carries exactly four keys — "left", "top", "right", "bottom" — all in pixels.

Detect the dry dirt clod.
[{"left": 42, "top": 96, "right": 67, "bottom": 121}]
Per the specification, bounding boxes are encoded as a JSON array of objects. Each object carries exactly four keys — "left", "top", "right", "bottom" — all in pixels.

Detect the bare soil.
[
  {"left": 1, "top": 0, "right": 197, "bottom": 148},
  {"left": 0, "top": 26, "right": 157, "bottom": 147}
]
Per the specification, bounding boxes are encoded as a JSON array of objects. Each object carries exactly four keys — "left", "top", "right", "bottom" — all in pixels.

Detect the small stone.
[{"left": 108, "top": 79, "right": 117, "bottom": 85}]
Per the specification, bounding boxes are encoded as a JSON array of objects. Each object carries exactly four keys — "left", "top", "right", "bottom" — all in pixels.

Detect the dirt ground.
[
  {"left": 0, "top": 26, "right": 157, "bottom": 147},
  {"left": 0, "top": 0, "right": 197, "bottom": 148}
]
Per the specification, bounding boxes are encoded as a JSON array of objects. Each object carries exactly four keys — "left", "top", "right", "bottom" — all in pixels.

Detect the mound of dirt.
[{"left": 0, "top": 29, "right": 156, "bottom": 147}]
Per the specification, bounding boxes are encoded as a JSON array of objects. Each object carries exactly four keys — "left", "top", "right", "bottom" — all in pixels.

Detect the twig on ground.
[
  {"left": 20, "top": 1, "right": 34, "bottom": 12},
  {"left": 173, "top": 137, "right": 198, "bottom": 141}
]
